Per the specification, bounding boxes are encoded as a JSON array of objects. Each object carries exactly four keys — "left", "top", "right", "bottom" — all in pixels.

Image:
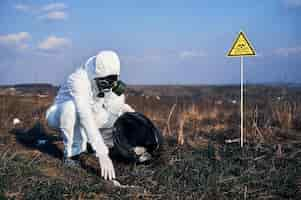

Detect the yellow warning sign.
[{"left": 227, "top": 32, "right": 256, "bottom": 56}]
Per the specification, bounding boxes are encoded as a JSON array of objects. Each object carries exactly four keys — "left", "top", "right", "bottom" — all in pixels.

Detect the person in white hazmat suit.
[{"left": 45, "top": 50, "right": 134, "bottom": 181}]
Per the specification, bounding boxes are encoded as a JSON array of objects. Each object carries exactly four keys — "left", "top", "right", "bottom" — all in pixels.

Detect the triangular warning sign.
[{"left": 227, "top": 32, "right": 256, "bottom": 56}]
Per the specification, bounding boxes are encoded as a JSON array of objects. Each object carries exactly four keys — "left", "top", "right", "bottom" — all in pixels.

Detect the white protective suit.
[{"left": 45, "top": 51, "right": 134, "bottom": 180}]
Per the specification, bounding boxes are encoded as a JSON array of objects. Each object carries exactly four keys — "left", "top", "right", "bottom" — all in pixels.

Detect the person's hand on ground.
[{"left": 96, "top": 153, "right": 115, "bottom": 180}]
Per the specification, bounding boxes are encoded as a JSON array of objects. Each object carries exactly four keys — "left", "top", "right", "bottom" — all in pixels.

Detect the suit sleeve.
[{"left": 68, "top": 70, "right": 109, "bottom": 155}]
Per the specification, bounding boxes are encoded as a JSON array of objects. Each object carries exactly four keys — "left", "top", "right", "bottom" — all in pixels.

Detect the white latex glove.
[{"left": 97, "top": 153, "right": 116, "bottom": 180}]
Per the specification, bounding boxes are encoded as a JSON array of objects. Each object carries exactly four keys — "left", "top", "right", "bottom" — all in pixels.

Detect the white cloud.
[
  {"left": 283, "top": 0, "right": 301, "bottom": 7},
  {"left": 39, "top": 11, "right": 67, "bottom": 20},
  {"left": 122, "top": 49, "right": 208, "bottom": 65},
  {"left": 274, "top": 47, "right": 301, "bottom": 56},
  {"left": 14, "top": 4, "right": 31, "bottom": 12},
  {"left": 179, "top": 50, "right": 207, "bottom": 59},
  {"left": 14, "top": 2, "right": 68, "bottom": 21},
  {"left": 0, "top": 32, "right": 30, "bottom": 43},
  {"left": 0, "top": 32, "right": 31, "bottom": 49},
  {"left": 38, "top": 36, "right": 71, "bottom": 52},
  {"left": 41, "top": 3, "right": 66, "bottom": 11}
]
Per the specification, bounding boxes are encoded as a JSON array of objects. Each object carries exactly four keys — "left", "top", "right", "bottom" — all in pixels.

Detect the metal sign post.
[
  {"left": 227, "top": 31, "right": 256, "bottom": 148},
  {"left": 240, "top": 56, "right": 244, "bottom": 147}
]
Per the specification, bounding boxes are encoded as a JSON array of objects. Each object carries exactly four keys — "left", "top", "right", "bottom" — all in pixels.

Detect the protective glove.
[{"left": 96, "top": 153, "right": 116, "bottom": 180}]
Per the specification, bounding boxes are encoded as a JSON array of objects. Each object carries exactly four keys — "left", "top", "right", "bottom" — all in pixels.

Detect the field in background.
[{"left": 0, "top": 84, "right": 300, "bottom": 199}]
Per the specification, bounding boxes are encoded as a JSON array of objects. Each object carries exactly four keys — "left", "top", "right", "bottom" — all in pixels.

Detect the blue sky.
[{"left": 0, "top": 0, "right": 300, "bottom": 85}]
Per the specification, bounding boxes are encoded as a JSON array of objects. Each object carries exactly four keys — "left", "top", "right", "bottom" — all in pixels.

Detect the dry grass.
[{"left": 0, "top": 85, "right": 300, "bottom": 199}]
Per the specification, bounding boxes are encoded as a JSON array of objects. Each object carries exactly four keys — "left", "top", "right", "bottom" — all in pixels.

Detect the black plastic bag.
[{"left": 112, "top": 112, "right": 163, "bottom": 162}]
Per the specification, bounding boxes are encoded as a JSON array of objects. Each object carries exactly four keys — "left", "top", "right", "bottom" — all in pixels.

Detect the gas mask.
[{"left": 94, "top": 75, "right": 126, "bottom": 98}]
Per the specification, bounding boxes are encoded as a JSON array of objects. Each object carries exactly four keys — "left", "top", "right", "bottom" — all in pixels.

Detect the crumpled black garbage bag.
[{"left": 112, "top": 112, "right": 163, "bottom": 162}]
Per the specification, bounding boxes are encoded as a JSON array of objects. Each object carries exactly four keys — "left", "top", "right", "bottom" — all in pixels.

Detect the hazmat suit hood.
[
  {"left": 84, "top": 51, "right": 121, "bottom": 97},
  {"left": 84, "top": 50, "right": 120, "bottom": 80}
]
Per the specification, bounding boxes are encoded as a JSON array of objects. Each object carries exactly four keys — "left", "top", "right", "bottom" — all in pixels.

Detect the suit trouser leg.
[{"left": 46, "top": 101, "right": 87, "bottom": 158}]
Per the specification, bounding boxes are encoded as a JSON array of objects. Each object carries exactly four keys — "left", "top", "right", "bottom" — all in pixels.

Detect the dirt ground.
[{"left": 0, "top": 85, "right": 300, "bottom": 199}]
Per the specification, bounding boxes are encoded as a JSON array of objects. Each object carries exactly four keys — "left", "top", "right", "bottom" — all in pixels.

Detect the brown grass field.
[{"left": 0, "top": 84, "right": 300, "bottom": 199}]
